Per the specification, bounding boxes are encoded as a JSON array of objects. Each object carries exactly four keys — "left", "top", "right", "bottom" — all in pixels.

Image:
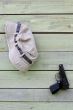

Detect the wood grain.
[
  {"left": 0, "top": 52, "right": 73, "bottom": 70},
  {"left": 0, "top": 89, "right": 72, "bottom": 101},
  {"left": 0, "top": 71, "right": 71, "bottom": 88},
  {"left": 0, "top": 102, "right": 72, "bottom": 110},
  {"left": 1, "top": 34, "right": 73, "bottom": 52},
  {"left": 1, "top": 15, "right": 73, "bottom": 32},
  {"left": 1, "top": 0, "right": 73, "bottom": 14}
]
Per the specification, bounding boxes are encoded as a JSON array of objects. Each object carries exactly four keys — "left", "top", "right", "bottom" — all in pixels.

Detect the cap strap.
[{"left": 14, "top": 22, "right": 32, "bottom": 64}]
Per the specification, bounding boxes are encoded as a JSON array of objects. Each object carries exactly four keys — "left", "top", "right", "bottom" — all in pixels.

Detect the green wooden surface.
[
  {"left": 1, "top": 15, "right": 73, "bottom": 32},
  {"left": 0, "top": 0, "right": 73, "bottom": 109},
  {"left": 1, "top": 0, "right": 73, "bottom": 14},
  {"left": 0, "top": 52, "right": 73, "bottom": 70},
  {"left": 0, "top": 102, "right": 72, "bottom": 110},
  {"left": 0, "top": 71, "right": 71, "bottom": 88},
  {"left": 1, "top": 34, "right": 73, "bottom": 52},
  {"left": 0, "top": 89, "right": 72, "bottom": 101}
]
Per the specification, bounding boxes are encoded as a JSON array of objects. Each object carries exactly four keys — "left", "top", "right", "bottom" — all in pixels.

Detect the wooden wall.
[{"left": 0, "top": 0, "right": 73, "bottom": 109}]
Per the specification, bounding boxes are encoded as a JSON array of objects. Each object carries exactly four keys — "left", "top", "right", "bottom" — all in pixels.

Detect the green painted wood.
[
  {"left": 1, "top": 34, "right": 73, "bottom": 52},
  {"left": 1, "top": 15, "right": 73, "bottom": 32},
  {"left": 0, "top": 71, "right": 71, "bottom": 88},
  {"left": 0, "top": 2, "right": 3, "bottom": 14},
  {"left": 1, "top": 0, "right": 73, "bottom": 14},
  {"left": 0, "top": 34, "right": 7, "bottom": 52},
  {"left": 0, "top": 52, "right": 73, "bottom": 70},
  {"left": 0, "top": 102, "right": 72, "bottom": 110},
  {"left": 1, "top": 0, "right": 73, "bottom": 107},
  {"left": 0, "top": 88, "right": 72, "bottom": 101}
]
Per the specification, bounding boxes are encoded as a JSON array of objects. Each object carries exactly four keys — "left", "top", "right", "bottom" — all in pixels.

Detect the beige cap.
[{"left": 5, "top": 21, "right": 38, "bottom": 72}]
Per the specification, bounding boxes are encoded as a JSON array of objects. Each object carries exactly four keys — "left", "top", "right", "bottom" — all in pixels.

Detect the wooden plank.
[
  {"left": 0, "top": 2, "right": 3, "bottom": 14},
  {"left": 0, "top": 89, "right": 72, "bottom": 101},
  {"left": 1, "top": 15, "right": 73, "bottom": 32},
  {"left": 1, "top": 34, "right": 73, "bottom": 52},
  {"left": 0, "top": 71, "right": 71, "bottom": 88},
  {"left": 0, "top": 52, "right": 73, "bottom": 70},
  {"left": 2, "top": 0, "right": 73, "bottom": 14},
  {"left": 0, "top": 102, "right": 72, "bottom": 110}
]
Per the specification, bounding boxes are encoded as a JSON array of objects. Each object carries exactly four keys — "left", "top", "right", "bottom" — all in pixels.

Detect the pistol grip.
[{"left": 50, "top": 82, "right": 60, "bottom": 94}]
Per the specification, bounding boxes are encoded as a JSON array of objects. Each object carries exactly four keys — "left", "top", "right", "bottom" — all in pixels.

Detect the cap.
[{"left": 5, "top": 21, "right": 38, "bottom": 72}]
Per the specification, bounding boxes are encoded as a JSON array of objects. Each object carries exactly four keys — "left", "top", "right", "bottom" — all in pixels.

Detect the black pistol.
[{"left": 50, "top": 64, "right": 69, "bottom": 94}]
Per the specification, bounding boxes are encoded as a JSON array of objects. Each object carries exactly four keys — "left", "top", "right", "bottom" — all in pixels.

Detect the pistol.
[{"left": 50, "top": 64, "right": 69, "bottom": 94}]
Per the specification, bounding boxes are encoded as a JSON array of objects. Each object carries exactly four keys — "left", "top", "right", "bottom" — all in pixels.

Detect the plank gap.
[
  {"left": 2, "top": 32, "right": 73, "bottom": 34},
  {"left": 1, "top": 13, "right": 73, "bottom": 15}
]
